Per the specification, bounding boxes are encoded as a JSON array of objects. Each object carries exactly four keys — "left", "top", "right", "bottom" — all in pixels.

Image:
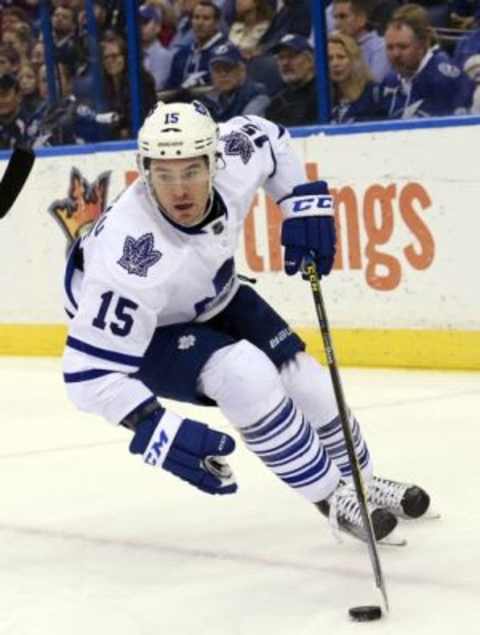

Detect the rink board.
[{"left": 0, "top": 120, "right": 479, "bottom": 369}]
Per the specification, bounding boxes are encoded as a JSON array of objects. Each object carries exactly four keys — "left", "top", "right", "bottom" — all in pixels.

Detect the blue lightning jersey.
[
  {"left": 379, "top": 47, "right": 475, "bottom": 118},
  {"left": 331, "top": 82, "right": 385, "bottom": 124}
]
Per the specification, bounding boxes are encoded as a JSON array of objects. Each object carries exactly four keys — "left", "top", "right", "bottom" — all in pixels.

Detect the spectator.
[
  {"left": 453, "top": 16, "right": 480, "bottom": 75},
  {"left": 464, "top": 51, "right": 480, "bottom": 111},
  {"left": 229, "top": 0, "right": 274, "bottom": 60},
  {"left": 224, "top": 0, "right": 283, "bottom": 96},
  {"left": 139, "top": 4, "right": 174, "bottom": 91},
  {"left": 164, "top": 1, "right": 226, "bottom": 91},
  {"left": 11, "top": 1, "right": 41, "bottom": 31},
  {"left": 0, "top": 73, "right": 28, "bottom": 149},
  {"left": 168, "top": 0, "right": 199, "bottom": 50},
  {"left": 25, "top": 62, "right": 77, "bottom": 147},
  {"left": 101, "top": 33, "right": 157, "bottom": 139},
  {"left": 78, "top": 0, "right": 111, "bottom": 42},
  {"left": 368, "top": 0, "right": 401, "bottom": 35},
  {"left": 50, "top": 3, "right": 82, "bottom": 72},
  {"left": 17, "top": 62, "right": 42, "bottom": 120},
  {"left": 2, "top": 23, "right": 34, "bottom": 68},
  {"left": 328, "top": 31, "right": 384, "bottom": 123},
  {"left": 259, "top": 0, "right": 312, "bottom": 51},
  {"left": 332, "top": 0, "right": 391, "bottom": 81},
  {"left": 201, "top": 41, "right": 269, "bottom": 120},
  {"left": 27, "top": 61, "right": 117, "bottom": 146},
  {"left": 265, "top": 34, "right": 318, "bottom": 126},
  {"left": 0, "top": 43, "right": 20, "bottom": 77},
  {"left": 31, "top": 40, "right": 45, "bottom": 74},
  {"left": 222, "top": 0, "right": 275, "bottom": 26},
  {"left": 143, "top": 0, "right": 179, "bottom": 46},
  {"left": 381, "top": 3, "right": 475, "bottom": 118},
  {"left": 1, "top": 7, "right": 31, "bottom": 35}
]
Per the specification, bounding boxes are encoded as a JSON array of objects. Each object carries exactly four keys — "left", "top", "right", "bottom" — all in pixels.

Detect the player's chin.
[{"left": 172, "top": 206, "right": 200, "bottom": 226}]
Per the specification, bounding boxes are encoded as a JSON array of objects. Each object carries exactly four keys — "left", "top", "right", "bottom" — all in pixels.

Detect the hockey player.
[{"left": 62, "top": 100, "right": 431, "bottom": 544}]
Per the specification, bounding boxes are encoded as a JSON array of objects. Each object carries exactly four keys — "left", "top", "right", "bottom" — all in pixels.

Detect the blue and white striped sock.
[
  {"left": 316, "top": 414, "right": 372, "bottom": 480},
  {"left": 241, "top": 397, "right": 340, "bottom": 502}
]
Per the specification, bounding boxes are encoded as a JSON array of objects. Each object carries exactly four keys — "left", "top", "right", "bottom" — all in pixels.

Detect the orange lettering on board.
[
  {"left": 331, "top": 186, "right": 362, "bottom": 270},
  {"left": 400, "top": 183, "right": 434, "bottom": 270},
  {"left": 306, "top": 162, "right": 318, "bottom": 181},
  {"left": 363, "top": 184, "right": 401, "bottom": 291}
]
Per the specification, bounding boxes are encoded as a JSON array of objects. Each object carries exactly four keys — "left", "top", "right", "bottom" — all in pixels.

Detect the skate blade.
[
  {"left": 378, "top": 528, "right": 407, "bottom": 547},
  {"left": 337, "top": 526, "right": 407, "bottom": 547},
  {"left": 401, "top": 508, "right": 441, "bottom": 521}
]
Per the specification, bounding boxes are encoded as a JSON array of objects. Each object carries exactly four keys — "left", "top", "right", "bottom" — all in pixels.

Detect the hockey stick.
[
  {"left": 305, "top": 261, "right": 390, "bottom": 613},
  {"left": 0, "top": 146, "right": 35, "bottom": 219}
]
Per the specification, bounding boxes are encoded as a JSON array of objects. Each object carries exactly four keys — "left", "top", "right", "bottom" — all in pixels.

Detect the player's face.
[
  {"left": 385, "top": 24, "right": 426, "bottom": 77},
  {"left": 328, "top": 42, "right": 352, "bottom": 82},
  {"left": 150, "top": 157, "right": 210, "bottom": 227}
]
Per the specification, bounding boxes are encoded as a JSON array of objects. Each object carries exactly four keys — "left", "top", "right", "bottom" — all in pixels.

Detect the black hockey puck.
[{"left": 348, "top": 605, "right": 382, "bottom": 621}]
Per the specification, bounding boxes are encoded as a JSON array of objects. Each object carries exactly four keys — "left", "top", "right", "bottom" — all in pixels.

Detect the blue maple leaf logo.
[{"left": 117, "top": 232, "right": 162, "bottom": 277}]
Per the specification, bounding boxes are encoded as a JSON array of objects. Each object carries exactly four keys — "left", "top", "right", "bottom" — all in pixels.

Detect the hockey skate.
[
  {"left": 316, "top": 481, "right": 405, "bottom": 545},
  {"left": 367, "top": 475, "right": 436, "bottom": 520}
]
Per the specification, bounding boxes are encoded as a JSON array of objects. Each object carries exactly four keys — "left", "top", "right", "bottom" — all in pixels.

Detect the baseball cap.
[
  {"left": 210, "top": 42, "right": 243, "bottom": 67},
  {"left": 271, "top": 34, "right": 314, "bottom": 55},
  {"left": 139, "top": 5, "right": 162, "bottom": 23},
  {"left": 0, "top": 73, "right": 18, "bottom": 92}
]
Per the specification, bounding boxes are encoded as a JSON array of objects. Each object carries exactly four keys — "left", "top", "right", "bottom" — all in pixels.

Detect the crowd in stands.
[{"left": 0, "top": 0, "right": 480, "bottom": 148}]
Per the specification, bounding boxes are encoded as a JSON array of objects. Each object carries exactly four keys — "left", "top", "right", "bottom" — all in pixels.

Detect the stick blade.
[{"left": 0, "top": 146, "right": 35, "bottom": 219}]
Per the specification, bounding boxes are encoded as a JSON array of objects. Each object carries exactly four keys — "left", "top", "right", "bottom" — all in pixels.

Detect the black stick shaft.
[
  {"left": 305, "top": 262, "right": 389, "bottom": 612},
  {"left": 0, "top": 147, "right": 35, "bottom": 219}
]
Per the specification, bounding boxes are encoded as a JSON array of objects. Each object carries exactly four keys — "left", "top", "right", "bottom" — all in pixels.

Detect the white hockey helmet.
[{"left": 137, "top": 100, "right": 219, "bottom": 186}]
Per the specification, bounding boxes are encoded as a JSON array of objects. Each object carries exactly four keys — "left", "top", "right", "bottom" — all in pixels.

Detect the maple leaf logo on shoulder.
[
  {"left": 118, "top": 232, "right": 162, "bottom": 277},
  {"left": 220, "top": 131, "right": 254, "bottom": 165}
]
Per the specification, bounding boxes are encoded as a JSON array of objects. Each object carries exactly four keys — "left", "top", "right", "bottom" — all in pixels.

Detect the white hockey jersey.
[{"left": 63, "top": 116, "right": 306, "bottom": 424}]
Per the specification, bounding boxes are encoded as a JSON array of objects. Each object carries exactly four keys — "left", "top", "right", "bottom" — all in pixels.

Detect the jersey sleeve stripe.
[
  {"left": 66, "top": 336, "right": 143, "bottom": 367},
  {"left": 64, "top": 369, "right": 116, "bottom": 383}
]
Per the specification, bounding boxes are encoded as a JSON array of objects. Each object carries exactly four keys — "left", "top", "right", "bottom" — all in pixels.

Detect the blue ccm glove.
[
  {"left": 127, "top": 400, "right": 237, "bottom": 495},
  {"left": 279, "top": 181, "right": 336, "bottom": 277}
]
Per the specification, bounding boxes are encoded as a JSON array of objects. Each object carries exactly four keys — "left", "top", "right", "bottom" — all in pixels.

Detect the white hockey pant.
[{"left": 198, "top": 340, "right": 341, "bottom": 502}]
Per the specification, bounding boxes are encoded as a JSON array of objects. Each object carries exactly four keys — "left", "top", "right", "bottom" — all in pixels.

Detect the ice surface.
[{"left": 1, "top": 358, "right": 479, "bottom": 634}]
